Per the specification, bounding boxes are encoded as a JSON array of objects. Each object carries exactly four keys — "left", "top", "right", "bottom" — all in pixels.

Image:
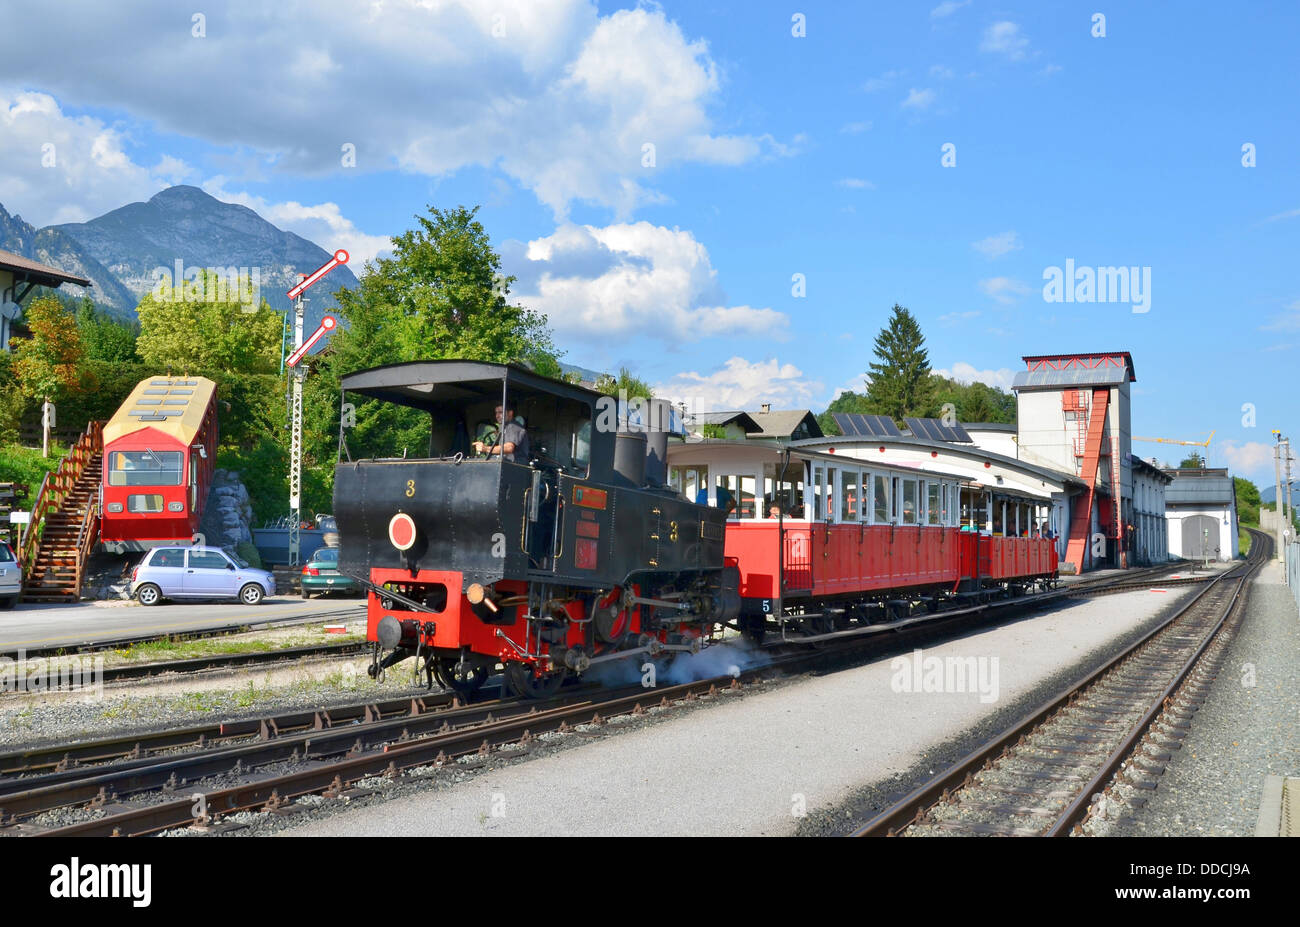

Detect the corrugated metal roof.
[
  {"left": 1165, "top": 471, "right": 1235, "bottom": 505},
  {"left": 1011, "top": 367, "right": 1129, "bottom": 390}
]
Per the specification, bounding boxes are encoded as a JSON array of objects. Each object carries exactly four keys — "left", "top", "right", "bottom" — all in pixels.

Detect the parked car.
[
  {"left": 300, "top": 546, "right": 357, "bottom": 598},
  {"left": 0, "top": 542, "right": 20, "bottom": 609},
  {"left": 131, "top": 545, "right": 277, "bottom": 606}
]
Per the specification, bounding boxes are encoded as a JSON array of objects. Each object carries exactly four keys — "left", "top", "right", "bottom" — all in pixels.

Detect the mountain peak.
[{"left": 150, "top": 185, "right": 211, "bottom": 202}]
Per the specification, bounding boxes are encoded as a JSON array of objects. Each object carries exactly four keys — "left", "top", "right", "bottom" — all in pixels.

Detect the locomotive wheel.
[
  {"left": 504, "top": 663, "right": 567, "bottom": 699},
  {"left": 439, "top": 657, "right": 489, "bottom": 695}
]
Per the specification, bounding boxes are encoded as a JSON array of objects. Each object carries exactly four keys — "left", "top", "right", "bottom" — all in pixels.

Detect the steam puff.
[{"left": 585, "top": 637, "right": 770, "bottom": 689}]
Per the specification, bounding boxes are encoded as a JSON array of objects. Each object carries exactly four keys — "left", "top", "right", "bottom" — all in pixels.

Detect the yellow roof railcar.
[{"left": 100, "top": 376, "right": 219, "bottom": 553}]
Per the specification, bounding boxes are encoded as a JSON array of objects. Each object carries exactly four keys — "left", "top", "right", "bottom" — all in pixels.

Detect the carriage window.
[
  {"left": 735, "top": 475, "right": 757, "bottom": 518},
  {"left": 110, "top": 451, "right": 183, "bottom": 486},
  {"left": 927, "top": 483, "right": 942, "bottom": 525},
  {"left": 763, "top": 461, "right": 804, "bottom": 518},
  {"left": 812, "top": 466, "right": 826, "bottom": 521},
  {"left": 992, "top": 499, "right": 1005, "bottom": 535},
  {"left": 901, "top": 479, "right": 919, "bottom": 525},
  {"left": 714, "top": 474, "right": 740, "bottom": 518},
  {"left": 873, "top": 474, "right": 889, "bottom": 524},
  {"left": 672, "top": 466, "right": 709, "bottom": 505},
  {"left": 841, "top": 471, "right": 861, "bottom": 522},
  {"left": 826, "top": 467, "right": 837, "bottom": 522}
]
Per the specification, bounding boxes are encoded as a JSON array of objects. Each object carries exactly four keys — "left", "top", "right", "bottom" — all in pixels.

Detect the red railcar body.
[{"left": 100, "top": 377, "right": 219, "bottom": 553}]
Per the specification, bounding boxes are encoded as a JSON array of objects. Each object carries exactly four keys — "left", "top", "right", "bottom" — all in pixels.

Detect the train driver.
[{"left": 473, "top": 404, "right": 530, "bottom": 462}]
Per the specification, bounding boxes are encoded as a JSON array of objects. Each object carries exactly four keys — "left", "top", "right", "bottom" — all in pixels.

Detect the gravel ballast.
[
  {"left": 271, "top": 585, "right": 1202, "bottom": 837},
  {"left": 1101, "top": 558, "right": 1300, "bottom": 836}
]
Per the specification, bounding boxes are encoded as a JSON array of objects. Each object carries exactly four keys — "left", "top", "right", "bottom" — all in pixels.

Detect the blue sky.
[{"left": 1, "top": 1, "right": 1297, "bottom": 484}]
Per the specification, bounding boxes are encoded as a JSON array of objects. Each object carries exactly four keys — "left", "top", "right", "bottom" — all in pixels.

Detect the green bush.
[{"left": 0, "top": 443, "right": 68, "bottom": 494}]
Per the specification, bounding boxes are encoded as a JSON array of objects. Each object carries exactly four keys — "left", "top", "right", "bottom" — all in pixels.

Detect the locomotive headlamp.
[
  {"left": 388, "top": 512, "right": 417, "bottom": 551},
  {"left": 466, "top": 582, "right": 499, "bottom": 613}
]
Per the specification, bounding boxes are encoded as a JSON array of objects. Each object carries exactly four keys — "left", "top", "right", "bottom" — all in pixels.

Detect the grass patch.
[{"left": 111, "top": 626, "right": 363, "bottom": 663}]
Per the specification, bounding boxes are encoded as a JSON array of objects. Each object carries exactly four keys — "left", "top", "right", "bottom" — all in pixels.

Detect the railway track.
[
  {"left": 9, "top": 605, "right": 365, "bottom": 661},
  {"left": 850, "top": 529, "right": 1270, "bottom": 837},
  {"left": 0, "top": 559, "right": 1209, "bottom": 836}
]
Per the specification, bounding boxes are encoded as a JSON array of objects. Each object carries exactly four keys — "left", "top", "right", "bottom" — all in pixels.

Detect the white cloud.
[
  {"left": 972, "top": 231, "right": 1022, "bottom": 259},
  {"left": 978, "top": 276, "right": 1031, "bottom": 304},
  {"left": 863, "top": 69, "right": 903, "bottom": 92},
  {"left": 1040, "top": 64, "right": 1063, "bottom": 77},
  {"left": 655, "top": 357, "right": 822, "bottom": 412},
  {"left": 1265, "top": 207, "right": 1300, "bottom": 222},
  {"left": 1261, "top": 300, "right": 1300, "bottom": 332},
  {"left": 934, "top": 362, "right": 1016, "bottom": 390},
  {"left": 201, "top": 179, "right": 392, "bottom": 269},
  {"left": 837, "top": 178, "right": 875, "bottom": 189},
  {"left": 931, "top": 1, "right": 971, "bottom": 18},
  {"left": 981, "top": 21, "right": 1030, "bottom": 60},
  {"left": 937, "top": 310, "right": 980, "bottom": 325},
  {"left": 0, "top": 89, "right": 176, "bottom": 224},
  {"left": 507, "top": 222, "right": 787, "bottom": 344},
  {"left": 832, "top": 372, "right": 871, "bottom": 399},
  {"left": 840, "top": 120, "right": 873, "bottom": 134},
  {"left": 1220, "top": 440, "right": 1276, "bottom": 479},
  {"left": 0, "top": 2, "right": 787, "bottom": 220},
  {"left": 901, "top": 87, "right": 937, "bottom": 110},
  {"left": 929, "top": 64, "right": 956, "bottom": 79}
]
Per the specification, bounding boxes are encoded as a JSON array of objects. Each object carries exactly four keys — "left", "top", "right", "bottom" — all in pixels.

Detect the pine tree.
[{"left": 865, "top": 304, "right": 934, "bottom": 424}]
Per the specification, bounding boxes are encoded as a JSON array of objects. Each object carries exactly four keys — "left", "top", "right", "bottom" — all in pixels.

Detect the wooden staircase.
[{"left": 18, "top": 422, "right": 103, "bottom": 603}]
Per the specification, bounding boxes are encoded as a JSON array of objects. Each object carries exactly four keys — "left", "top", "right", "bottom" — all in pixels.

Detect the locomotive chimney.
[{"left": 642, "top": 398, "right": 672, "bottom": 488}]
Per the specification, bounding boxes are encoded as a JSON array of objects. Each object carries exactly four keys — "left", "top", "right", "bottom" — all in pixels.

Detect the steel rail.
[{"left": 850, "top": 531, "right": 1268, "bottom": 837}]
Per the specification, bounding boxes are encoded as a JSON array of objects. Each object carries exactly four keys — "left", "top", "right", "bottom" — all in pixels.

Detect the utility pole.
[
  {"left": 283, "top": 250, "right": 348, "bottom": 565},
  {"left": 1284, "top": 438, "right": 1294, "bottom": 525},
  {"left": 1274, "top": 431, "right": 1285, "bottom": 561}
]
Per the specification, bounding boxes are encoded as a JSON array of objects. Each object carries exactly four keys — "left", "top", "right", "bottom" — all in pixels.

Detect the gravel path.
[
  {"left": 271, "top": 586, "right": 1200, "bottom": 837},
  {"left": 1103, "top": 559, "right": 1300, "bottom": 836}
]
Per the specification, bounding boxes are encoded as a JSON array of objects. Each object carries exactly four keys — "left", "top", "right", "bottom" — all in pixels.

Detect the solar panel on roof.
[
  {"left": 905, "top": 417, "right": 938, "bottom": 440},
  {"left": 834, "top": 413, "right": 902, "bottom": 437},
  {"left": 905, "top": 417, "right": 975, "bottom": 443}
]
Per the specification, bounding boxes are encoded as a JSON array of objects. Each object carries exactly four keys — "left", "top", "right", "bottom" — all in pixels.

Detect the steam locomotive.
[
  {"left": 336, "top": 360, "right": 1057, "bottom": 698},
  {"left": 334, "top": 361, "right": 739, "bottom": 698}
]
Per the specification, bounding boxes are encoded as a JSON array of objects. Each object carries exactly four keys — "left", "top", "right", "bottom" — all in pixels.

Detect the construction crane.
[{"left": 1132, "top": 430, "right": 1214, "bottom": 447}]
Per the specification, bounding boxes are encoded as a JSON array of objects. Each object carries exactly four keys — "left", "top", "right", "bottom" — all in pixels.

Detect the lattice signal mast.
[{"left": 284, "top": 250, "right": 348, "bottom": 564}]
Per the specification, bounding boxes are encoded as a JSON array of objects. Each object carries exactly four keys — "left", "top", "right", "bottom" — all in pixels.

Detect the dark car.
[{"left": 300, "top": 547, "right": 356, "bottom": 598}]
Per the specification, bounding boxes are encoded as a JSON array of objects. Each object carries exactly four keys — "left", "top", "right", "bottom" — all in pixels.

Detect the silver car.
[
  {"left": 131, "top": 545, "right": 276, "bottom": 606},
  {"left": 0, "top": 542, "right": 19, "bottom": 609}
]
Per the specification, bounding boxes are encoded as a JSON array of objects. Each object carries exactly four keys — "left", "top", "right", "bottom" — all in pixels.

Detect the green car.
[{"left": 300, "top": 547, "right": 357, "bottom": 598}]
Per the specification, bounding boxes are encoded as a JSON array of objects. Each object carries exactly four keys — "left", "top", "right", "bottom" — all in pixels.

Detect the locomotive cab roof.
[
  {"left": 339, "top": 360, "right": 623, "bottom": 479},
  {"left": 339, "top": 360, "right": 604, "bottom": 410}
]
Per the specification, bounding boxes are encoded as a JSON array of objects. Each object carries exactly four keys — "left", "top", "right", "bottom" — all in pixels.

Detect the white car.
[{"left": 0, "top": 542, "right": 20, "bottom": 609}]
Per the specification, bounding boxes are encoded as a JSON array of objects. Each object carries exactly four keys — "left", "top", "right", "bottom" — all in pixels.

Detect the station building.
[
  {"left": 1162, "top": 467, "right": 1239, "bottom": 562},
  {"left": 1010, "top": 352, "right": 1138, "bottom": 572}
]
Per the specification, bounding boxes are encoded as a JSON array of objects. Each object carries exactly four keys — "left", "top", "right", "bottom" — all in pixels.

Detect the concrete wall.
[{"left": 965, "top": 427, "right": 1018, "bottom": 459}]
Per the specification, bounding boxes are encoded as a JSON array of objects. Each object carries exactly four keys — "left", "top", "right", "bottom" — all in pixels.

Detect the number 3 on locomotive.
[{"left": 405, "top": 479, "right": 416, "bottom": 497}]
